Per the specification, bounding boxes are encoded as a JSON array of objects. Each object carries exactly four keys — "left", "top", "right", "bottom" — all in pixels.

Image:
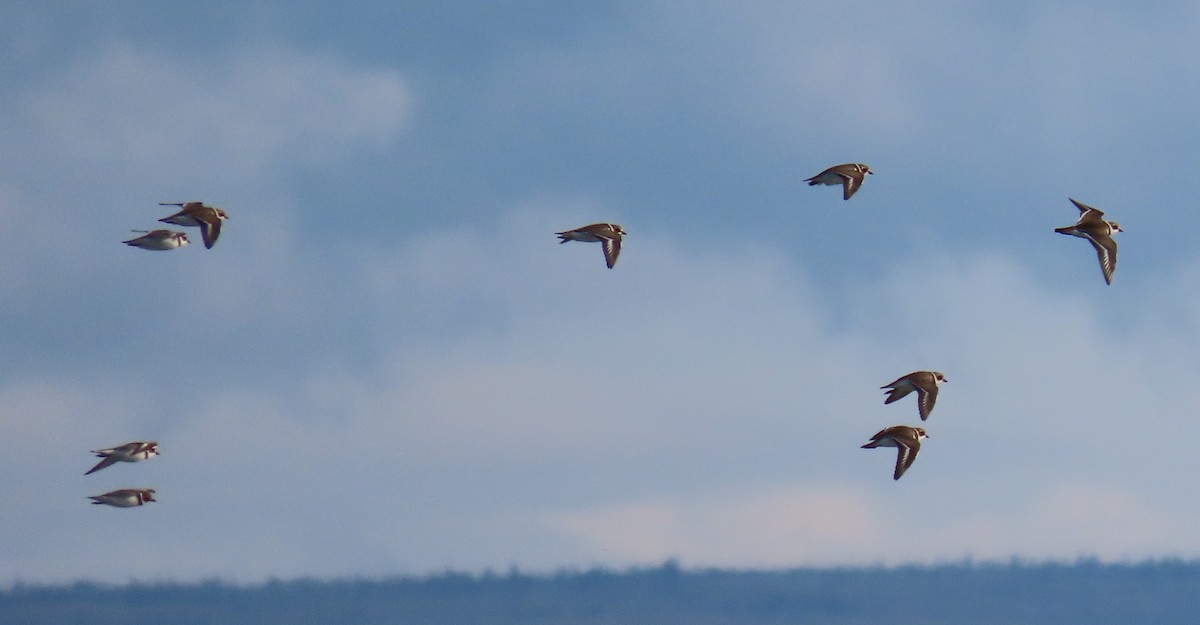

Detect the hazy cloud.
[{"left": 14, "top": 43, "right": 410, "bottom": 183}]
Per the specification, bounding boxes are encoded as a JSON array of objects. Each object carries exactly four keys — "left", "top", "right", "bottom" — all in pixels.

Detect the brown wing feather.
[
  {"left": 85, "top": 456, "right": 118, "bottom": 475},
  {"left": 1086, "top": 236, "right": 1116, "bottom": 285},
  {"left": 1070, "top": 198, "right": 1104, "bottom": 217},
  {"left": 840, "top": 172, "right": 862, "bottom": 200},
  {"left": 893, "top": 428, "right": 922, "bottom": 480},
  {"left": 894, "top": 440, "right": 920, "bottom": 480},
  {"left": 198, "top": 217, "right": 221, "bottom": 249},
  {"left": 917, "top": 386, "right": 938, "bottom": 421},
  {"left": 893, "top": 446, "right": 910, "bottom": 480},
  {"left": 602, "top": 236, "right": 621, "bottom": 268}
]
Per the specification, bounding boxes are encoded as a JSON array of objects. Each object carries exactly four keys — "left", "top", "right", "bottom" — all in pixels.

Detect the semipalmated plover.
[
  {"left": 85, "top": 441, "right": 159, "bottom": 475},
  {"left": 881, "top": 371, "right": 946, "bottom": 421},
  {"left": 804, "top": 163, "right": 873, "bottom": 200},
  {"left": 123, "top": 229, "right": 189, "bottom": 251},
  {"left": 556, "top": 223, "right": 626, "bottom": 269},
  {"left": 861, "top": 425, "right": 927, "bottom": 480},
  {"left": 89, "top": 489, "right": 156, "bottom": 508},
  {"left": 1055, "top": 198, "right": 1122, "bottom": 285},
  {"left": 159, "top": 202, "right": 228, "bottom": 249}
]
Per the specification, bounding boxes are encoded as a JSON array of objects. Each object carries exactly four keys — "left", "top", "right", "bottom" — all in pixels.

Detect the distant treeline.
[{"left": 5, "top": 559, "right": 1200, "bottom": 625}]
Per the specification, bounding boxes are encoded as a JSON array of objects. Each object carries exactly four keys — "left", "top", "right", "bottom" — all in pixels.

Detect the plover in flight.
[
  {"left": 85, "top": 441, "right": 159, "bottom": 475},
  {"left": 89, "top": 489, "right": 156, "bottom": 508},
  {"left": 123, "top": 230, "right": 188, "bottom": 251},
  {"left": 861, "top": 426, "right": 927, "bottom": 480},
  {"left": 158, "top": 202, "right": 229, "bottom": 249},
  {"left": 556, "top": 223, "right": 626, "bottom": 269},
  {"left": 804, "top": 163, "right": 873, "bottom": 200},
  {"left": 1055, "top": 198, "right": 1121, "bottom": 285},
  {"left": 881, "top": 371, "right": 947, "bottom": 421}
]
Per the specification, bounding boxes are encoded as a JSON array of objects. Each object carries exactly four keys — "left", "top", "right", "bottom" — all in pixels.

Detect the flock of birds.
[
  {"left": 87, "top": 202, "right": 231, "bottom": 507},
  {"left": 820, "top": 163, "right": 1121, "bottom": 478},
  {"left": 90, "top": 163, "right": 1121, "bottom": 507},
  {"left": 552, "top": 162, "right": 1121, "bottom": 481},
  {"left": 86, "top": 441, "right": 159, "bottom": 507},
  {"left": 814, "top": 164, "right": 1121, "bottom": 478},
  {"left": 121, "top": 201, "right": 230, "bottom": 251}
]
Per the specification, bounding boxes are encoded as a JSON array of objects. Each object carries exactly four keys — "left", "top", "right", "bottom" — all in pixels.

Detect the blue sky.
[{"left": 4, "top": 1, "right": 1200, "bottom": 584}]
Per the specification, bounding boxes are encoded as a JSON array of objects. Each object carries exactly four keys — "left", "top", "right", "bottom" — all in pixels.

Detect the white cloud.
[
  {"left": 548, "top": 484, "right": 882, "bottom": 568},
  {"left": 14, "top": 43, "right": 411, "bottom": 184},
  {"left": 936, "top": 481, "right": 1183, "bottom": 561}
]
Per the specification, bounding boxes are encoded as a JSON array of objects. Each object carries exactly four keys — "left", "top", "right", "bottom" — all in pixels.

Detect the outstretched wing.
[
  {"left": 839, "top": 171, "right": 863, "bottom": 200},
  {"left": 893, "top": 436, "right": 921, "bottom": 480},
  {"left": 1069, "top": 198, "right": 1104, "bottom": 217},
  {"left": 601, "top": 235, "right": 621, "bottom": 269},
  {"left": 916, "top": 385, "right": 939, "bottom": 421},
  {"left": 1086, "top": 235, "right": 1117, "bottom": 285},
  {"left": 198, "top": 216, "right": 223, "bottom": 249},
  {"left": 85, "top": 456, "right": 118, "bottom": 475},
  {"left": 881, "top": 378, "right": 914, "bottom": 405}
]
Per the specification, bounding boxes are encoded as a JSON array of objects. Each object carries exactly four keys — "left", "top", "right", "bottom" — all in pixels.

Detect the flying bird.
[
  {"left": 881, "top": 371, "right": 947, "bottom": 421},
  {"left": 861, "top": 426, "right": 928, "bottom": 480},
  {"left": 123, "top": 230, "right": 189, "bottom": 251},
  {"left": 1054, "top": 198, "right": 1122, "bottom": 285},
  {"left": 158, "top": 201, "right": 229, "bottom": 249},
  {"left": 804, "top": 163, "right": 873, "bottom": 200},
  {"left": 89, "top": 489, "right": 156, "bottom": 508},
  {"left": 556, "top": 223, "right": 626, "bottom": 269},
  {"left": 85, "top": 441, "right": 159, "bottom": 475}
]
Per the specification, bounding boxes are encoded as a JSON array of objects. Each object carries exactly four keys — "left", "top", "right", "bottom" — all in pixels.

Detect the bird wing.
[
  {"left": 601, "top": 235, "right": 621, "bottom": 269},
  {"left": 916, "top": 384, "right": 939, "bottom": 421},
  {"left": 839, "top": 171, "right": 863, "bottom": 200},
  {"left": 1069, "top": 198, "right": 1104, "bottom": 217},
  {"left": 85, "top": 456, "right": 118, "bottom": 475},
  {"left": 881, "top": 379, "right": 914, "bottom": 405},
  {"left": 894, "top": 437, "right": 921, "bottom": 480},
  {"left": 1086, "top": 234, "right": 1117, "bottom": 285},
  {"left": 198, "top": 215, "right": 222, "bottom": 249}
]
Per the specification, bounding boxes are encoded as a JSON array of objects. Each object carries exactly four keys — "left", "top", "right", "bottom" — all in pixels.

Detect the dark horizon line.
[{"left": 7, "top": 554, "right": 1200, "bottom": 594}]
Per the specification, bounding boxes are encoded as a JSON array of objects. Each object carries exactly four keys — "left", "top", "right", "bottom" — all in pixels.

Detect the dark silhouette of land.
[{"left": 4, "top": 559, "right": 1200, "bottom": 624}]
